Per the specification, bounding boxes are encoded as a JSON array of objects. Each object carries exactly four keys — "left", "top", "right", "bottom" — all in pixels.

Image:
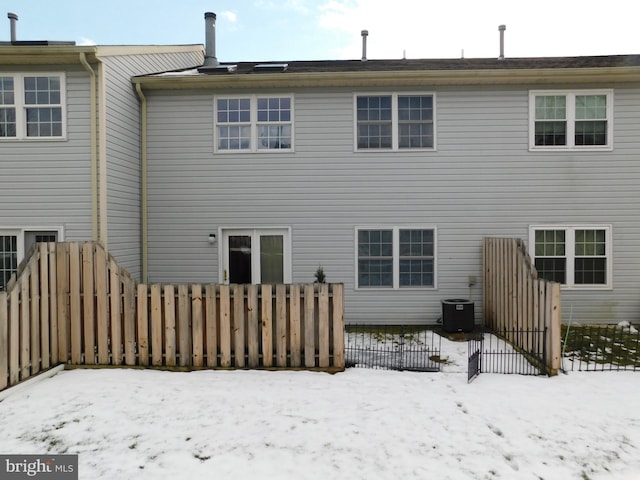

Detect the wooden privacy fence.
[
  {"left": 483, "top": 237, "right": 561, "bottom": 375},
  {"left": 0, "top": 242, "right": 345, "bottom": 392}
]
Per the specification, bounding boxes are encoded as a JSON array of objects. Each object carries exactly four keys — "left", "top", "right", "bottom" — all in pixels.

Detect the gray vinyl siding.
[
  {"left": 100, "top": 49, "right": 203, "bottom": 279},
  {"left": 0, "top": 66, "right": 93, "bottom": 243},
  {"left": 146, "top": 84, "right": 640, "bottom": 325}
]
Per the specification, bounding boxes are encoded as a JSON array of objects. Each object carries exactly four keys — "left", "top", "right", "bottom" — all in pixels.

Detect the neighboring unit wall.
[
  {"left": 144, "top": 84, "right": 640, "bottom": 325},
  {"left": 0, "top": 66, "right": 93, "bottom": 243},
  {"left": 100, "top": 47, "right": 203, "bottom": 279}
]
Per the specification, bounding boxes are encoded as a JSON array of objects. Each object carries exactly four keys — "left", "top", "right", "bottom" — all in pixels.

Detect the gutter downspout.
[
  {"left": 135, "top": 82, "right": 148, "bottom": 282},
  {"left": 79, "top": 52, "right": 99, "bottom": 241}
]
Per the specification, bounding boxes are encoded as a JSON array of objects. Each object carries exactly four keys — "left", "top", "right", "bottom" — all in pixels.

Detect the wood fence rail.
[
  {"left": 483, "top": 237, "right": 561, "bottom": 375},
  {"left": 0, "top": 242, "right": 345, "bottom": 392}
]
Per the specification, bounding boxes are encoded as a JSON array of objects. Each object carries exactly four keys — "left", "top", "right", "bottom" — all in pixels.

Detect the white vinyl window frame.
[
  {"left": 214, "top": 94, "right": 294, "bottom": 153},
  {"left": 0, "top": 226, "right": 63, "bottom": 290},
  {"left": 528, "top": 224, "right": 612, "bottom": 290},
  {"left": 354, "top": 226, "right": 438, "bottom": 290},
  {"left": 528, "top": 89, "right": 613, "bottom": 151},
  {"left": 353, "top": 92, "right": 437, "bottom": 152},
  {"left": 218, "top": 227, "right": 292, "bottom": 284},
  {"left": 0, "top": 73, "right": 67, "bottom": 141}
]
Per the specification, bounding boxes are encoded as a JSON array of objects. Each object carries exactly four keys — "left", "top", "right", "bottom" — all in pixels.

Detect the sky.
[
  {"left": 1, "top": 334, "right": 639, "bottom": 479},
  {"left": 2, "top": 0, "right": 639, "bottom": 62}
]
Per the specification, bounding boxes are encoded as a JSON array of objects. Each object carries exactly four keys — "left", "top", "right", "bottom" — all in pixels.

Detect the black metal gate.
[
  {"left": 468, "top": 328, "right": 548, "bottom": 382},
  {"left": 345, "top": 325, "right": 442, "bottom": 372}
]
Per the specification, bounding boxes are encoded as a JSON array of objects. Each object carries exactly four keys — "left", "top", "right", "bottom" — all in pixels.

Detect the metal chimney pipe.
[
  {"left": 204, "top": 12, "right": 219, "bottom": 67},
  {"left": 498, "top": 24, "right": 506, "bottom": 60},
  {"left": 361, "top": 30, "right": 368, "bottom": 61},
  {"left": 8, "top": 12, "right": 18, "bottom": 43}
]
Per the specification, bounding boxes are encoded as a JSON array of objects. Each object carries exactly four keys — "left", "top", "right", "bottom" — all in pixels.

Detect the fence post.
[{"left": 547, "top": 282, "right": 561, "bottom": 375}]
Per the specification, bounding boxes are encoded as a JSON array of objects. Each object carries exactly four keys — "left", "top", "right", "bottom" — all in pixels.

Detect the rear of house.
[{"left": 135, "top": 54, "right": 640, "bottom": 326}]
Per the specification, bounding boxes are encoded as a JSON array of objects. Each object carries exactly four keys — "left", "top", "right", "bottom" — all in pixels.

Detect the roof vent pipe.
[
  {"left": 204, "top": 12, "right": 219, "bottom": 67},
  {"left": 8, "top": 12, "right": 18, "bottom": 43},
  {"left": 361, "top": 30, "right": 368, "bottom": 61},
  {"left": 498, "top": 24, "right": 506, "bottom": 60}
]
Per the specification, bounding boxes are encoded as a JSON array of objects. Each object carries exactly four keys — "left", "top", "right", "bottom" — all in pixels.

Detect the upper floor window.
[
  {"left": 356, "top": 227, "right": 436, "bottom": 289},
  {"left": 355, "top": 93, "right": 435, "bottom": 151},
  {"left": 215, "top": 95, "right": 293, "bottom": 152},
  {"left": 529, "top": 90, "right": 612, "bottom": 150},
  {"left": 529, "top": 225, "right": 612, "bottom": 289},
  {"left": 0, "top": 74, "right": 65, "bottom": 140}
]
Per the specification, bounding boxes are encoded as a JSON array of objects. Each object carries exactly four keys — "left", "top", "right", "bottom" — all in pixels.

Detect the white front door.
[{"left": 221, "top": 228, "right": 291, "bottom": 284}]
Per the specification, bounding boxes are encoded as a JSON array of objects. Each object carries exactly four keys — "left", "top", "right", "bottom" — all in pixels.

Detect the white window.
[
  {"left": 0, "top": 228, "right": 61, "bottom": 291},
  {"left": 215, "top": 95, "right": 293, "bottom": 152},
  {"left": 355, "top": 93, "right": 435, "bottom": 151},
  {"left": 529, "top": 225, "right": 612, "bottom": 289},
  {"left": 356, "top": 227, "right": 436, "bottom": 289},
  {"left": 220, "top": 228, "right": 291, "bottom": 284},
  {"left": 0, "top": 73, "right": 66, "bottom": 140},
  {"left": 529, "top": 90, "right": 613, "bottom": 150}
]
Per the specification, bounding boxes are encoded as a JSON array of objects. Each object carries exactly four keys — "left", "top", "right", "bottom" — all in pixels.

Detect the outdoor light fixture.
[{"left": 208, "top": 233, "right": 216, "bottom": 244}]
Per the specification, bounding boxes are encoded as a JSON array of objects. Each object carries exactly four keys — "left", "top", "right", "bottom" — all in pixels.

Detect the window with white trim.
[
  {"left": 215, "top": 95, "right": 293, "bottom": 152},
  {"left": 529, "top": 225, "right": 611, "bottom": 289},
  {"left": 529, "top": 90, "right": 612, "bottom": 150},
  {"left": 357, "top": 227, "right": 436, "bottom": 288},
  {"left": 0, "top": 74, "right": 65, "bottom": 139},
  {"left": 0, "top": 228, "right": 61, "bottom": 291},
  {"left": 355, "top": 93, "right": 435, "bottom": 150}
]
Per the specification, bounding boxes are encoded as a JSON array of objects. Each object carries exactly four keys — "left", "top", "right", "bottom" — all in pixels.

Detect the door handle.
[{"left": 223, "top": 269, "right": 228, "bottom": 282}]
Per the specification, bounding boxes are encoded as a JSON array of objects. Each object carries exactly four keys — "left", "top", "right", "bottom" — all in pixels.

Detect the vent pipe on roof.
[
  {"left": 204, "top": 12, "right": 219, "bottom": 67},
  {"left": 498, "top": 24, "right": 506, "bottom": 60},
  {"left": 8, "top": 12, "right": 18, "bottom": 43},
  {"left": 361, "top": 30, "right": 368, "bottom": 61}
]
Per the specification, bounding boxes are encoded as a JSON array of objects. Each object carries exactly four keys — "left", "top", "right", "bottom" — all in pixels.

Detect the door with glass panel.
[{"left": 221, "top": 229, "right": 290, "bottom": 284}]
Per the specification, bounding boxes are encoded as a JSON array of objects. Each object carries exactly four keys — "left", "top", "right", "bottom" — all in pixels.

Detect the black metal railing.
[
  {"left": 468, "top": 328, "right": 548, "bottom": 382},
  {"left": 345, "top": 325, "right": 442, "bottom": 372},
  {"left": 562, "top": 324, "right": 640, "bottom": 372}
]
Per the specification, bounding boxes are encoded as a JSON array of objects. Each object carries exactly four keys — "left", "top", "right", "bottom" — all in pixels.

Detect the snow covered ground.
[{"left": 0, "top": 337, "right": 639, "bottom": 480}]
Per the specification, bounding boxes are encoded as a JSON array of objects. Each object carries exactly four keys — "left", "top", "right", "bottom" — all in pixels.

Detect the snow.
[{"left": 0, "top": 337, "right": 639, "bottom": 480}]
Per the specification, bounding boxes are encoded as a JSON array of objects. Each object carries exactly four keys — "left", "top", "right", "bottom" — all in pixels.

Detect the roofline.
[
  {"left": 132, "top": 65, "right": 640, "bottom": 89},
  {"left": 0, "top": 45, "right": 99, "bottom": 65},
  {"left": 0, "top": 44, "right": 204, "bottom": 65},
  {"left": 95, "top": 44, "right": 204, "bottom": 57}
]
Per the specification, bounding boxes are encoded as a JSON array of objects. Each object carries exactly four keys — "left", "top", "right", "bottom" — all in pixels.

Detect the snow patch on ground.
[{"left": 0, "top": 337, "right": 638, "bottom": 479}]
